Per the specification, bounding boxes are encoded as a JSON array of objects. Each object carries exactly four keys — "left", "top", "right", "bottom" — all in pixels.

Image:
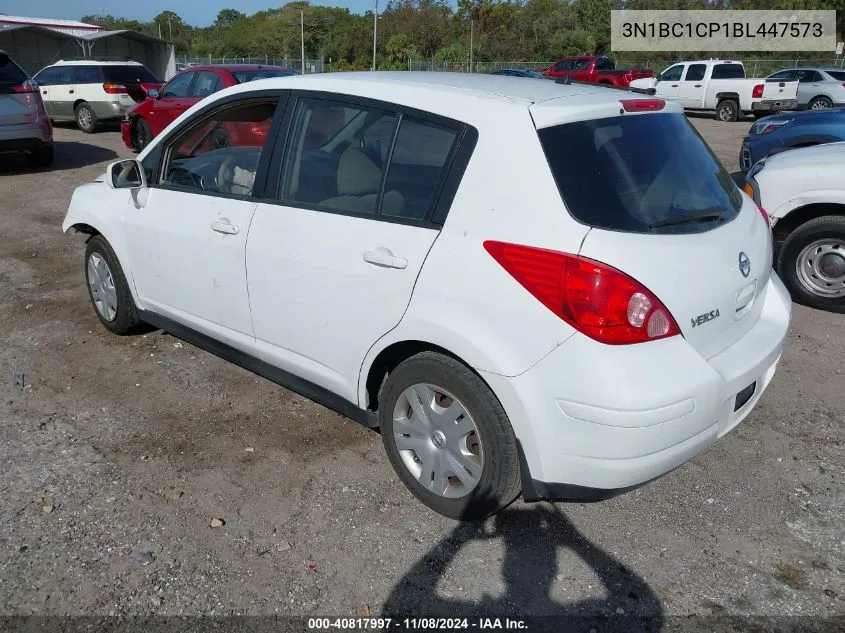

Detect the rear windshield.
[
  {"left": 827, "top": 70, "right": 845, "bottom": 81},
  {"left": 0, "top": 54, "right": 28, "bottom": 93},
  {"left": 102, "top": 65, "right": 160, "bottom": 84},
  {"left": 711, "top": 63, "right": 745, "bottom": 79},
  {"left": 537, "top": 112, "right": 743, "bottom": 234},
  {"left": 232, "top": 69, "right": 297, "bottom": 83}
]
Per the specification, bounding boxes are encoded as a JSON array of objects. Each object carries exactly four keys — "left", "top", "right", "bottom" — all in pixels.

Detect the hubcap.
[
  {"left": 796, "top": 239, "right": 845, "bottom": 298},
  {"left": 392, "top": 384, "right": 483, "bottom": 499},
  {"left": 87, "top": 252, "right": 118, "bottom": 321},
  {"left": 719, "top": 104, "right": 734, "bottom": 121},
  {"left": 78, "top": 108, "right": 91, "bottom": 128},
  {"left": 812, "top": 100, "right": 831, "bottom": 110}
]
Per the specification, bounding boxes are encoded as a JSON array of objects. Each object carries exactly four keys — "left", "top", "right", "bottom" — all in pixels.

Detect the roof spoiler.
[{"left": 555, "top": 75, "right": 656, "bottom": 96}]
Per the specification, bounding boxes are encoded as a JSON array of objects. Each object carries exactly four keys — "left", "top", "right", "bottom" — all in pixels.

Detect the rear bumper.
[
  {"left": 90, "top": 100, "right": 128, "bottom": 121},
  {"left": 752, "top": 99, "right": 797, "bottom": 112},
  {"left": 0, "top": 117, "right": 53, "bottom": 152},
  {"left": 482, "top": 274, "right": 792, "bottom": 501}
]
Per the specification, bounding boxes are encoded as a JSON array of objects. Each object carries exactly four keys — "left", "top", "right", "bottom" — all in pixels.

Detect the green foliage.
[{"left": 83, "top": 1, "right": 845, "bottom": 67}]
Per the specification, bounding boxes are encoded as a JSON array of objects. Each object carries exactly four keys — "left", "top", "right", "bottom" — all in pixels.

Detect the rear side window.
[
  {"left": 233, "top": 70, "right": 297, "bottom": 83},
  {"left": 537, "top": 113, "right": 742, "bottom": 234},
  {"left": 711, "top": 64, "right": 744, "bottom": 79},
  {"left": 74, "top": 66, "right": 103, "bottom": 83},
  {"left": 0, "top": 54, "right": 28, "bottom": 93},
  {"left": 684, "top": 64, "right": 706, "bottom": 81},
  {"left": 828, "top": 70, "right": 845, "bottom": 81},
  {"left": 102, "top": 65, "right": 160, "bottom": 84}
]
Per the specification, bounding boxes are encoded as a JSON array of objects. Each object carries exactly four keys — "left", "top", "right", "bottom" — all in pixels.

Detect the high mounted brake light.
[{"left": 620, "top": 99, "right": 665, "bottom": 112}]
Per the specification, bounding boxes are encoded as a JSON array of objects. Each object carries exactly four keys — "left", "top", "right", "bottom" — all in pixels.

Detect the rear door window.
[
  {"left": 537, "top": 113, "right": 742, "bottom": 234},
  {"left": 711, "top": 64, "right": 745, "bottom": 79},
  {"left": 73, "top": 66, "right": 103, "bottom": 84},
  {"left": 102, "top": 65, "right": 160, "bottom": 84},
  {"left": 684, "top": 64, "right": 706, "bottom": 81}
]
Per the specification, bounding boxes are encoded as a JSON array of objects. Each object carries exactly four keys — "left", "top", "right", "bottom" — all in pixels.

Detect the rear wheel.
[
  {"left": 132, "top": 118, "right": 152, "bottom": 151},
  {"left": 26, "top": 144, "right": 54, "bottom": 168},
  {"left": 75, "top": 102, "right": 98, "bottom": 133},
  {"left": 809, "top": 96, "right": 833, "bottom": 110},
  {"left": 717, "top": 99, "right": 739, "bottom": 122},
  {"left": 778, "top": 215, "right": 845, "bottom": 313},
  {"left": 378, "top": 352, "right": 522, "bottom": 521}
]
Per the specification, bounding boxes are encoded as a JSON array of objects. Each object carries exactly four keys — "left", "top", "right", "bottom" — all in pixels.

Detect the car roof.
[
  {"left": 233, "top": 71, "right": 604, "bottom": 105},
  {"left": 178, "top": 64, "right": 291, "bottom": 73},
  {"left": 50, "top": 60, "right": 144, "bottom": 67}
]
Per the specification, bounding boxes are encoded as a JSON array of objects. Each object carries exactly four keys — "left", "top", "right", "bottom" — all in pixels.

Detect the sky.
[{"left": 1, "top": 1, "right": 429, "bottom": 28}]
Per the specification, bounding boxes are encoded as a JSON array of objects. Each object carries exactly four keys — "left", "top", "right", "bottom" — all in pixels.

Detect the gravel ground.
[{"left": 0, "top": 115, "right": 842, "bottom": 631}]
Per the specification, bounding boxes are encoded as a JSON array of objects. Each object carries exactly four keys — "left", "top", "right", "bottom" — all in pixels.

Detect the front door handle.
[
  {"left": 694, "top": 84, "right": 702, "bottom": 88},
  {"left": 211, "top": 219, "right": 239, "bottom": 235},
  {"left": 671, "top": 84, "right": 679, "bottom": 87},
  {"left": 363, "top": 247, "right": 407, "bottom": 269}
]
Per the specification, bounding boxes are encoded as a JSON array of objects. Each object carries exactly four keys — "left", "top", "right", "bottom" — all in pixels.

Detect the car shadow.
[
  {"left": 0, "top": 140, "right": 118, "bottom": 175},
  {"left": 381, "top": 503, "right": 664, "bottom": 632}
]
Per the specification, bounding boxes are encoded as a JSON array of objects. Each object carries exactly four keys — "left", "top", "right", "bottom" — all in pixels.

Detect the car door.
[
  {"left": 679, "top": 63, "right": 707, "bottom": 107},
  {"left": 653, "top": 64, "right": 684, "bottom": 100},
  {"left": 796, "top": 69, "right": 823, "bottom": 105},
  {"left": 246, "top": 95, "right": 465, "bottom": 402},
  {"left": 37, "top": 66, "right": 75, "bottom": 119},
  {"left": 124, "top": 92, "right": 286, "bottom": 348},
  {"left": 32, "top": 66, "right": 60, "bottom": 116},
  {"left": 146, "top": 71, "right": 198, "bottom": 136}
]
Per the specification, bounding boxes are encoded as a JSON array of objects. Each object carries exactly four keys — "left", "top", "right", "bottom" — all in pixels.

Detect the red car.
[
  {"left": 538, "top": 55, "right": 653, "bottom": 87},
  {"left": 121, "top": 64, "right": 297, "bottom": 151}
]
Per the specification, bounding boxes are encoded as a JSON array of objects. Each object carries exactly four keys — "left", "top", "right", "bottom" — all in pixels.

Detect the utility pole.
[
  {"left": 300, "top": 9, "right": 305, "bottom": 74},
  {"left": 372, "top": 0, "right": 378, "bottom": 71},
  {"left": 168, "top": 16, "right": 172, "bottom": 41},
  {"left": 469, "top": 19, "right": 473, "bottom": 73}
]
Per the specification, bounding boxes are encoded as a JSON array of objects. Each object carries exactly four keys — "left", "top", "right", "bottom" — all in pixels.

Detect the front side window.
[
  {"left": 572, "top": 59, "right": 591, "bottom": 71},
  {"left": 32, "top": 67, "right": 59, "bottom": 86},
  {"left": 660, "top": 65, "right": 684, "bottom": 82},
  {"left": 768, "top": 70, "right": 796, "bottom": 80},
  {"left": 553, "top": 60, "right": 572, "bottom": 72},
  {"left": 160, "top": 98, "right": 279, "bottom": 196},
  {"left": 162, "top": 72, "right": 195, "bottom": 98}
]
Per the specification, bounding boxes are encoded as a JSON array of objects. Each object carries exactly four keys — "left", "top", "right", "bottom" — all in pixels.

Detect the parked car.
[
  {"left": 629, "top": 60, "right": 799, "bottom": 122},
  {"left": 739, "top": 107, "right": 845, "bottom": 172},
  {"left": 0, "top": 50, "right": 53, "bottom": 167},
  {"left": 766, "top": 67, "right": 845, "bottom": 110},
  {"left": 538, "top": 55, "right": 653, "bottom": 87},
  {"left": 491, "top": 69, "right": 544, "bottom": 78},
  {"left": 62, "top": 72, "right": 790, "bottom": 520},
  {"left": 122, "top": 64, "right": 297, "bottom": 151},
  {"left": 32, "top": 60, "right": 162, "bottom": 133},
  {"left": 743, "top": 142, "right": 845, "bottom": 312}
]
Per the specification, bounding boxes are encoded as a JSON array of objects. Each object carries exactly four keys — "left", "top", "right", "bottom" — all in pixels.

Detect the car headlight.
[{"left": 752, "top": 119, "right": 791, "bottom": 135}]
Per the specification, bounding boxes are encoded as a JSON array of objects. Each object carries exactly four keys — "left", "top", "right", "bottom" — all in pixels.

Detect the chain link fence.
[
  {"left": 409, "top": 58, "right": 845, "bottom": 75},
  {"left": 177, "top": 56, "right": 325, "bottom": 73}
]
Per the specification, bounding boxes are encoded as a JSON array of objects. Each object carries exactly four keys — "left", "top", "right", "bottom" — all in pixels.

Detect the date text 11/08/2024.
[{"left": 307, "top": 618, "right": 528, "bottom": 630}]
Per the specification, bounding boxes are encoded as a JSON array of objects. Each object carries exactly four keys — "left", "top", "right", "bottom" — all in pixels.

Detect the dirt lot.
[{"left": 0, "top": 115, "right": 843, "bottom": 631}]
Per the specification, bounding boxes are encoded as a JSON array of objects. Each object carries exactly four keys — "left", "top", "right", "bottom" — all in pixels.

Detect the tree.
[{"left": 214, "top": 9, "right": 247, "bottom": 29}]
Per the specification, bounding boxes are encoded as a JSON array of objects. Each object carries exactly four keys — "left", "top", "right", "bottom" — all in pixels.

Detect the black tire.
[
  {"left": 717, "top": 99, "right": 739, "bottom": 122},
  {"left": 75, "top": 102, "right": 98, "bottom": 133},
  {"left": 27, "top": 144, "right": 54, "bottom": 168},
  {"left": 378, "top": 351, "right": 522, "bottom": 521},
  {"left": 777, "top": 215, "right": 845, "bottom": 313},
  {"left": 809, "top": 96, "right": 834, "bottom": 110},
  {"left": 84, "top": 235, "right": 143, "bottom": 334},
  {"left": 132, "top": 117, "right": 152, "bottom": 151}
]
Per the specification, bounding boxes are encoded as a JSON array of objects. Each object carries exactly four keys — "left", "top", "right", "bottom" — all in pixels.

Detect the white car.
[
  {"left": 766, "top": 67, "right": 845, "bottom": 110},
  {"left": 32, "top": 60, "right": 161, "bottom": 133},
  {"left": 630, "top": 60, "right": 798, "bottom": 122},
  {"left": 62, "top": 72, "right": 791, "bottom": 520},
  {"left": 744, "top": 142, "right": 845, "bottom": 313}
]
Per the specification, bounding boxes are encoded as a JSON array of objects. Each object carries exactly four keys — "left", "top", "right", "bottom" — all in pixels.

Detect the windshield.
[
  {"left": 537, "top": 112, "right": 743, "bottom": 234},
  {"left": 233, "top": 69, "right": 297, "bottom": 83},
  {"left": 102, "top": 65, "right": 160, "bottom": 84}
]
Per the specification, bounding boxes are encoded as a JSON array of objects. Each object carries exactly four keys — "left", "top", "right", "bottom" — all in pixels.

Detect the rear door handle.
[
  {"left": 694, "top": 84, "right": 702, "bottom": 88},
  {"left": 68, "top": 89, "right": 74, "bottom": 94},
  {"left": 211, "top": 219, "right": 239, "bottom": 235},
  {"left": 671, "top": 84, "right": 679, "bottom": 87},
  {"left": 363, "top": 247, "right": 407, "bottom": 269}
]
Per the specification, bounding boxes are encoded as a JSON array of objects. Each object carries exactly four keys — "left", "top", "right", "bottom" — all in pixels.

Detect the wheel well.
[
  {"left": 716, "top": 93, "right": 739, "bottom": 102},
  {"left": 773, "top": 203, "right": 845, "bottom": 244},
  {"left": 73, "top": 99, "right": 87, "bottom": 112},
  {"left": 364, "top": 340, "right": 473, "bottom": 412},
  {"left": 69, "top": 223, "right": 100, "bottom": 237}
]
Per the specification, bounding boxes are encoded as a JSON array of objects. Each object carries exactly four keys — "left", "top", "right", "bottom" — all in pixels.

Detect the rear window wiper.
[{"left": 649, "top": 208, "right": 726, "bottom": 229}]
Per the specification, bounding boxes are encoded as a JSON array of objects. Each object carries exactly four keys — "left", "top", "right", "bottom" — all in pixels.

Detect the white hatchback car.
[{"left": 62, "top": 72, "right": 791, "bottom": 520}]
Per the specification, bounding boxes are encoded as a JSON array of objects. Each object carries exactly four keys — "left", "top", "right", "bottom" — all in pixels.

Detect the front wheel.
[
  {"left": 778, "top": 215, "right": 845, "bottom": 313},
  {"left": 132, "top": 118, "right": 152, "bottom": 151},
  {"left": 717, "top": 99, "right": 739, "bottom": 122},
  {"left": 84, "top": 235, "right": 144, "bottom": 333},
  {"left": 378, "top": 352, "right": 522, "bottom": 521}
]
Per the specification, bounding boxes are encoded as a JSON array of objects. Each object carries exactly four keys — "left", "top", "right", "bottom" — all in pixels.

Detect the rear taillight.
[
  {"left": 103, "top": 83, "right": 128, "bottom": 94},
  {"left": 483, "top": 241, "right": 681, "bottom": 345},
  {"left": 620, "top": 98, "right": 665, "bottom": 112},
  {"left": 752, "top": 84, "right": 764, "bottom": 99},
  {"left": 11, "top": 80, "right": 38, "bottom": 94}
]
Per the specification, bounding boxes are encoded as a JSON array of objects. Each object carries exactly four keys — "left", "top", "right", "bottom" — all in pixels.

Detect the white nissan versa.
[{"left": 62, "top": 72, "right": 791, "bottom": 520}]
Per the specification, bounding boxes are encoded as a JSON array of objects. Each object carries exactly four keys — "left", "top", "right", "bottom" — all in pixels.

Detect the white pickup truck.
[{"left": 629, "top": 60, "right": 798, "bottom": 122}]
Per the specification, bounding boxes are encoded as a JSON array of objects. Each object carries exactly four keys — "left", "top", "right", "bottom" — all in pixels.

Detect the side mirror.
[
  {"left": 147, "top": 88, "right": 160, "bottom": 99},
  {"left": 107, "top": 159, "right": 146, "bottom": 189}
]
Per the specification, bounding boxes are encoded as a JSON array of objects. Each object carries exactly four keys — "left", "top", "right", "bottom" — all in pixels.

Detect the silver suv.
[{"left": 0, "top": 50, "right": 54, "bottom": 167}]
